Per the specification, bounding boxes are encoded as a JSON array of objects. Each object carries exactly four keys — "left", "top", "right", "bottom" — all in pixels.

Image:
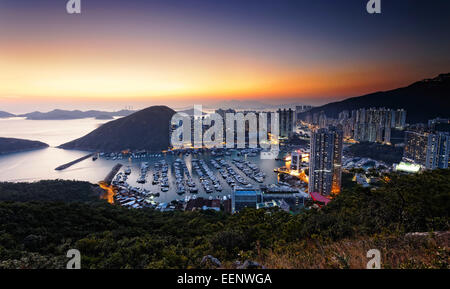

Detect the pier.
[
  {"left": 103, "top": 163, "right": 123, "bottom": 185},
  {"left": 54, "top": 153, "right": 95, "bottom": 171}
]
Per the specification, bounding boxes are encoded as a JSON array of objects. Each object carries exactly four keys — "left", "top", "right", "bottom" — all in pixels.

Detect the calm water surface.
[
  {"left": 0, "top": 117, "right": 284, "bottom": 202},
  {"left": 0, "top": 117, "right": 116, "bottom": 183}
]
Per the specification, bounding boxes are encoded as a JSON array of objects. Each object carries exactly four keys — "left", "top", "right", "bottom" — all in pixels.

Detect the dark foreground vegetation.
[
  {"left": 0, "top": 180, "right": 101, "bottom": 203},
  {"left": 0, "top": 170, "right": 448, "bottom": 269},
  {"left": 346, "top": 141, "right": 403, "bottom": 165}
]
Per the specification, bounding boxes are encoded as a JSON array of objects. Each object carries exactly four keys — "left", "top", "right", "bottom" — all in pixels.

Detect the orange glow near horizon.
[
  {"left": 0, "top": 0, "right": 447, "bottom": 107},
  {"left": 0, "top": 38, "right": 422, "bottom": 103}
]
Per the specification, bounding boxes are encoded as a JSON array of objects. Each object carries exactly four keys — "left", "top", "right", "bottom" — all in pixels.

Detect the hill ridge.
[
  {"left": 59, "top": 105, "right": 176, "bottom": 152},
  {"left": 299, "top": 73, "right": 450, "bottom": 123}
]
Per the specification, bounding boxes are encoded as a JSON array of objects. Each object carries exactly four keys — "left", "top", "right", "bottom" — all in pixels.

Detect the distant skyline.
[{"left": 1, "top": 0, "right": 449, "bottom": 113}]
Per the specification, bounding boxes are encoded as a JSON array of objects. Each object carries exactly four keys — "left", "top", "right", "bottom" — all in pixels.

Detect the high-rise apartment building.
[
  {"left": 318, "top": 111, "right": 327, "bottom": 128},
  {"left": 393, "top": 109, "right": 407, "bottom": 129},
  {"left": 308, "top": 126, "right": 343, "bottom": 196},
  {"left": 278, "top": 108, "right": 294, "bottom": 138},
  {"left": 303, "top": 107, "right": 406, "bottom": 145},
  {"left": 403, "top": 131, "right": 429, "bottom": 166},
  {"left": 291, "top": 150, "right": 301, "bottom": 172},
  {"left": 352, "top": 108, "right": 397, "bottom": 144},
  {"left": 295, "top": 105, "right": 312, "bottom": 122},
  {"left": 426, "top": 132, "right": 450, "bottom": 169},
  {"left": 403, "top": 130, "right": 450, "bottom": 169}
]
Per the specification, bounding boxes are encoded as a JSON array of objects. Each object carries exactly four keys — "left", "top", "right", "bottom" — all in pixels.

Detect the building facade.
[
  {"left": 232, "top": 188, "right": 263, "bottom": 213},
  {"left": 278, "top": 108, "right": 294, "bottom": 138},
  {"left": 291, "top": 150, "right": 301, "bottom": 172},
  {"left": 352, "top": 108, "right": 394, "bottom": 144},
  {"left": 295, "top": 105, "right": 312, "bottom": 123},
  {"left": 308, "top": 127, "right": 343, "bottom": 196},
  {"left": 403, "top": 130, "right": 450, "bottom": 169}
]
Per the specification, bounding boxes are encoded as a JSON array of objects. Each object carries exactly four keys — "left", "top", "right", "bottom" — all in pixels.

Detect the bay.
[{"left": 0, "top": 117, "right": 284, "bottom": 203}]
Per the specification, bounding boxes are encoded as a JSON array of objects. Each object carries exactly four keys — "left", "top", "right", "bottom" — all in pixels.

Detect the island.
[
  {"left": 0, "top": 137, "right": 49, "bottom": 155},
  {"left": 0, "top": 111, "right": 15, "bottom": 118},
  {"left": 18, "top": 109, "right": 135, "bottom": 120}
]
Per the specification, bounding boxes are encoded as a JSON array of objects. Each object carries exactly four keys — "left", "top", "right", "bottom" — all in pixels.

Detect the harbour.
[
  {"left": 104, "top": 147, "right": 292, "bottom": 205},
  {"left": 0, "top": 115, "right": 312, "bottom": 211}
]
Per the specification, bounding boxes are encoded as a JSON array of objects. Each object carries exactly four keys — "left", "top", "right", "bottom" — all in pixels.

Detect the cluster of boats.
[
  {"left": 173, "top": 158, "right": 198, "bottom": 195},
  {"left": 232, "top": 159, "right": 266, "bottom": 183},
  {"left": 210, "top": 149, "right": 232, "bottom": 157},
  {"left": 152, "top": 160, "right": 169, "bottom": 192},
  {"left": 96, "top": 147, "right": 262, "bottom": 163},
  {"left": 192, "top": 158, "right": 222, "bottom": 193},
  {"left": 112, "top": 167, "right": 161, "bottom": 209},
  {"left": 101, "top": 151, "right": 164, "bottom": 161},
  {"left": 214, "top": 158, "right": 253, "bottom": 189},
  {"left": 137, "top": 162, "right": 149, "bottom": 184},
  {"left": 209, "top": 147, "right": 262, "bottom": 157},
  {"left": 112, "top": 172, "right": 127, "bottom": 185},
  {"left": 236, "top": 148, "right": 261, "bottom": 157},
  {"left": 107, "top": 148, "right": 271, "bottom": 208}
]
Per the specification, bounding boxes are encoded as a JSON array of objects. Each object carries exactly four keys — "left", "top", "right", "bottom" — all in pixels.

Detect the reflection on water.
[
  {"left": 0, "top": 117, "right": 121, "bottom": 183},
  {"left": 0, "top": 117, "right": 113, "bottom": 146},
  {"left": 0, "top": 147, "right": 116, "bottom": 183}
]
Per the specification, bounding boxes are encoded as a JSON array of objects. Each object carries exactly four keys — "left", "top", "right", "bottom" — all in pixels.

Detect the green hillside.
[{"left": 0, "top": 169, "right": 448, "bottom": 269}]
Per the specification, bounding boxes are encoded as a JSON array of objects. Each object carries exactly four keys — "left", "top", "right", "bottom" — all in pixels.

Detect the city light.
[{"left": 395, "top": 162, "right": 421, "bottom": 173}]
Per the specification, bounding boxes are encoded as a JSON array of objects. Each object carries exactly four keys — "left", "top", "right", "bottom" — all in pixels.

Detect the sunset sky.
[{"left": 1, "top": 0, "right": 449, "bottom": 113}]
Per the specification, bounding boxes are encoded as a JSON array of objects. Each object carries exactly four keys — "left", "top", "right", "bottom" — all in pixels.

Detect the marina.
[{"left": 100, "top": 148, "right": 292, "bottom": 207}]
